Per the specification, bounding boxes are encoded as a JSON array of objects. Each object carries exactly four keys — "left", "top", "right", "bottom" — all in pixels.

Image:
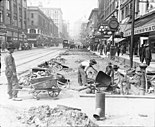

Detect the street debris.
[{"left": 17, "top": 105, "right": 98, "bottom": 127}]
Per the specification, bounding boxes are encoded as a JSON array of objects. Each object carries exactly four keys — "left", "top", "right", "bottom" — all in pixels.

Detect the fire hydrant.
[{"left": 139, "top": 63, "right": 147, "bottom": 95}]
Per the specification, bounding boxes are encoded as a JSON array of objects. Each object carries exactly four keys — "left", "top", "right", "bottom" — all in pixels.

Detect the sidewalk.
[{"left": 92, "top": 51, "right": 155, "bottom": 72}]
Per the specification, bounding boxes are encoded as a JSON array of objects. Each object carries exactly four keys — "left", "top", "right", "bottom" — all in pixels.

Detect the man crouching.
[{"left": 78, "top": 59, "right": 97, "bottom": 86}]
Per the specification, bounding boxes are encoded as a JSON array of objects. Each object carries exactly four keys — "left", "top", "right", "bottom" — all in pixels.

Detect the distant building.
[
  {"left": 0, "top": 0, "right": 27, "bottom": 50},
  {"left": 27, "top": 6, "right": 58, "bottom": 47},
  {"left": 62, "top": 20, "right": 69, "bottom": 39},
  {"left": 39, "top": 8, "right": 63, "bottom": 38}
]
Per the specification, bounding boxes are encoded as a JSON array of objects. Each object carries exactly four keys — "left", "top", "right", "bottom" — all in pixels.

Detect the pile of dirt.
[{"left": 17, "top": 105, "right": 98, "bottom": 127}]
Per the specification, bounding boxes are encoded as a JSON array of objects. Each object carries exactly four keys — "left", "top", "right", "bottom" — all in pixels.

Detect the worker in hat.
[
  {"left": 105, "top": 62, "right": 113, "bottom": 77},
  {"left": 112, "top": 65, "right": 124, "bottom": 94},
  {"left": 4, "top": 43, "right": 22, "bottom": 101},
  {"left": 78, "top": 59, "right": 98, "bottom": 86}
]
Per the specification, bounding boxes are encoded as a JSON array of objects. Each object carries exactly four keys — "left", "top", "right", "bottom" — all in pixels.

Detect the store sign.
[{"left": 124, "top": 23, "right": 155, "bottom": 37}]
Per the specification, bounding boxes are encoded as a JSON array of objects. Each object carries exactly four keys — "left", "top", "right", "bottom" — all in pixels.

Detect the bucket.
[
  {"left": 93, "top": 92, "right": 106, "bottom": 120},
  {"left": 95, "top": 71, "right": 111, "bottom": 87}
]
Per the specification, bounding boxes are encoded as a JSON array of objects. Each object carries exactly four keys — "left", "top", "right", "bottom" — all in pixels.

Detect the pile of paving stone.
[{"left": 17, "top": 105, "right": 98, "bottom": 127}]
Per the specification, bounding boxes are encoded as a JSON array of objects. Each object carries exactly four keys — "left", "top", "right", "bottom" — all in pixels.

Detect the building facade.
[
  {"left": 0, "top": 0, "right": 27, "bottom": 50},
  {"left": 97, "top": 0, "right": 155, "bottom": 54},
  {"left": 39, "top": 8, "right": 63, "bottom": 38},
  {"left": 27, "top": 6, "right": 58, "bottom": 47}
]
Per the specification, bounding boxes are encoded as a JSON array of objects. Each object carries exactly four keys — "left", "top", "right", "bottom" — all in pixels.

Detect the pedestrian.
[
  {"left": 4, "top": 43, "right": 22, "bottom": 101},
  {"left": 139, "top": 43, "right": 145, "bottom": 63},
  {"left": 78, "top": 59, "right": 97, "bottom": 86},
  {"left": 121, "top": 45, "right": 125, "bottom": 55},
  {"left": 116, "top": 44, "right": 121, "bottom": 57},
  {"left": 144, "top": 43, "right": 152, "bottom": 66}
]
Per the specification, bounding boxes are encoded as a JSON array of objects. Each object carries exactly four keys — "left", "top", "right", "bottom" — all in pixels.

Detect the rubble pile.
[{"left": 18, "top": 105, "right": 98, "bottom": 127}]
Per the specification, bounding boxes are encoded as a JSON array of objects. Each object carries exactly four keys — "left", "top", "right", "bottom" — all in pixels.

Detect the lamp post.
[{"left": 130, "top": 0, "right": 136, "bottom": 68}]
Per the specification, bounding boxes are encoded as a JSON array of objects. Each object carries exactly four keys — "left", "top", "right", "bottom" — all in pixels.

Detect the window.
[
  {"left": 31, "top": 20, "right": 34, "bottom": 25},
  {"left": 6, "top": 0, "right": 10, "bottom": 10},
  {"left": 19, "top": 7, "right": 22, "bottom": 17},
  {"left": 31, "top": 13, "right": 34, "bottom": 18},
  {"left": 24, "top": 8, "right": 26, "bottom": 19},
  {"left": 13, "top": 3, "right": 17, "bottom": 14},
  {"left": 0, "top": 10, "right": 3, "bottom": 23}
]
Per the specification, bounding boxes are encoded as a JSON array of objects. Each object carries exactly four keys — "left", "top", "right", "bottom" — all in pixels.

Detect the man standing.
[
  {"left": 144, "top": 43, "right": 152, "bottom": 66},
  {"left": 4, "top": 43, "right": 22, "bottom": 101},
  {"left": 139, "top": 43, "right": 145, "bottom": 63},
  {"left": 78, "top": 59, "right": 97, "bottom": 86}
]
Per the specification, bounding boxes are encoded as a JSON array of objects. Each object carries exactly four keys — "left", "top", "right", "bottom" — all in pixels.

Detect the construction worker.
[
  {"left": 78, "top": 59, "right": 97, "bottom": 86},
  {"left": 4, "top": 43, "right": 22, "bottom": 101}
]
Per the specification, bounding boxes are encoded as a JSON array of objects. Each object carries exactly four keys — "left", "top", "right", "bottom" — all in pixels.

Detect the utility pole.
[{"left": 130, "top": 0, "right": 136, "bottom": 68}]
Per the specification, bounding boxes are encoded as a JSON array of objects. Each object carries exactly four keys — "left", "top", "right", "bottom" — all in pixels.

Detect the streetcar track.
[
  {"left": 16, "top": 50, "right": 58, "bottom": 67},
  {"left": 1, "top": 48, "right": 54, "bottom": 64},
  {"left": 1, "top": 49, "right": 63, "bottom": 73}
]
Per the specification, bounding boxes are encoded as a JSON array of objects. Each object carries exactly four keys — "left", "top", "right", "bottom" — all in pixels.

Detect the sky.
[{"left": 27, "top": 0, "right": 98, "bottom": 23}]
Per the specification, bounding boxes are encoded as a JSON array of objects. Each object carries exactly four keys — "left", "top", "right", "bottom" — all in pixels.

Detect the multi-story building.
[
  {"left": 62, "top": 20, "right": 69, "bottom": 40},
  {"left": 88, "top": 8, "right": 99, "bottom": 36},
  {"left": 120, "top": 0, "right": 155, "bottom": 53},
  {"left": 97, "top": 0, "right": 155, "bottom": 53},
  {"left": 27, "top": 6, "right": 58, "bottom": 47},
  {"left": 39, "top": 7, "right": 63, "bottom": 38},
  {"left": 0, "top": 0, "right": 27, "bottom": 50}
]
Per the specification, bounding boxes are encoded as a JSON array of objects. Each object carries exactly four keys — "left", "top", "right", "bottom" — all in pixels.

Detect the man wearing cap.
[
  {"left": 105, "top": 62, "right": 113, "bottom": 77},
  {"left": 4, "top": 43, "right": 22, "bottom": 101},
  {"left": 78, "top": 59, "right": 97, "bottom": 86},
  {"left": 112, "top": 65, "right": 124, "bottom": 94}
]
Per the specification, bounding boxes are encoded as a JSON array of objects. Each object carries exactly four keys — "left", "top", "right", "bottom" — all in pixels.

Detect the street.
[
  {"left": 0, "top": 47, "right": 66, "bottom": 84},
  {"left": 0, "top": 48, "right": 155, "bottom": 126},
  {"left": 0, "top": 0, "right": 155, "bottom": 126}
]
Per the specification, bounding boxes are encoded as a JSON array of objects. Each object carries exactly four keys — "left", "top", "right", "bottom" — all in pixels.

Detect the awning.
[
  {"left": 124, "top": 12, "right": 155, "bottom": 37},
  {"left": 107, "top": 36, "right": 126, "bottom": 43}
]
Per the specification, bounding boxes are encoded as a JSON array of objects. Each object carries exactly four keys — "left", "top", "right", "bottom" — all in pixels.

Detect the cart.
[
  {"left": 29, "top": 75, "right": 61, "bottom": 100},
  {"left": 16, "top": 68, "right": 62, "bottom": 100}
]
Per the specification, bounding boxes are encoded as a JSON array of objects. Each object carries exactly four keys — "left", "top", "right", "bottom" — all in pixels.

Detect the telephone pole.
[{"left": 130, "top": 0, "right": 136, "bottom": 68}]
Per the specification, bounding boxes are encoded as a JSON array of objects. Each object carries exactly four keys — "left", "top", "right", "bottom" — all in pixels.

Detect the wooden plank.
[{"left": 79, "top": 93, "right": 155, "bottom": 99}]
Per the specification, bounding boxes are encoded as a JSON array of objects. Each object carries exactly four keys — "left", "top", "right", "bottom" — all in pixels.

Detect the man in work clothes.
[
  {"left": 4, "top": 43, "right": 22, "bottom": 101},
  {"left": 78, "top": 59, "right": 97, "bottom": 86}
]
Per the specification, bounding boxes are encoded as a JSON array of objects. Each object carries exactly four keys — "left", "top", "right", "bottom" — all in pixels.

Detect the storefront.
[{"left": 124, "top": 11, "right": 155, "bottom": 53}]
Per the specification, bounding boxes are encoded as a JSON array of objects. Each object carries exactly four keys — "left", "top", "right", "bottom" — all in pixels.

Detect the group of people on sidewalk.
[{"left": 89, "top": 41, "right": 126, "bottom": 58}]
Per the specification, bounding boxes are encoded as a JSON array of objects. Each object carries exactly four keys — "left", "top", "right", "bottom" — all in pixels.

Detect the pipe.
[{"left": 93, "top": 92, "right": 106, "bottom": 120}]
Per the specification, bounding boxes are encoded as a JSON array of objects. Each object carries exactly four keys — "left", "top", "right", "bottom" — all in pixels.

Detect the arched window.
[{"left": 30, "top": 29, "right": 36, "bottom": 33}]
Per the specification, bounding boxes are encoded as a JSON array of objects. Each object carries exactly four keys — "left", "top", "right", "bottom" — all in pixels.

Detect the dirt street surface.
[{"left": 0, "top": 49, "right": 155, "bottom": 127}]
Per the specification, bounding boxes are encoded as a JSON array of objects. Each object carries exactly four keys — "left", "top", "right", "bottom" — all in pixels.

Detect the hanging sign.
[{"left": 124, "top": 23, "right": 155, "bottom": 37}]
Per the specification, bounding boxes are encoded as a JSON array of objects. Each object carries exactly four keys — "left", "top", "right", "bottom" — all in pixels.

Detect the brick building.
[
  {"left": 39, "top": 8, "right": 63, "bottom": 38},
  {"left": 0, "top": 0, "right": 27, "bottom": 50},
  {"left": 27, "top": 6, "right": 58, "bottom": 47}
]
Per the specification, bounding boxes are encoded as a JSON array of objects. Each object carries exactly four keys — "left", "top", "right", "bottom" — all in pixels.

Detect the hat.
[
  {"left": 90, "top": 59, "right": 97, "bottom": 65},
  {"left": 108, "top": 62, "right": 112, "bottom": 65},
  {"left": 113, "top": 65, "right": 119, "bottom": 69},
  {"left": 7, "top": 43, "right": 15, "bottom": 49}
]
